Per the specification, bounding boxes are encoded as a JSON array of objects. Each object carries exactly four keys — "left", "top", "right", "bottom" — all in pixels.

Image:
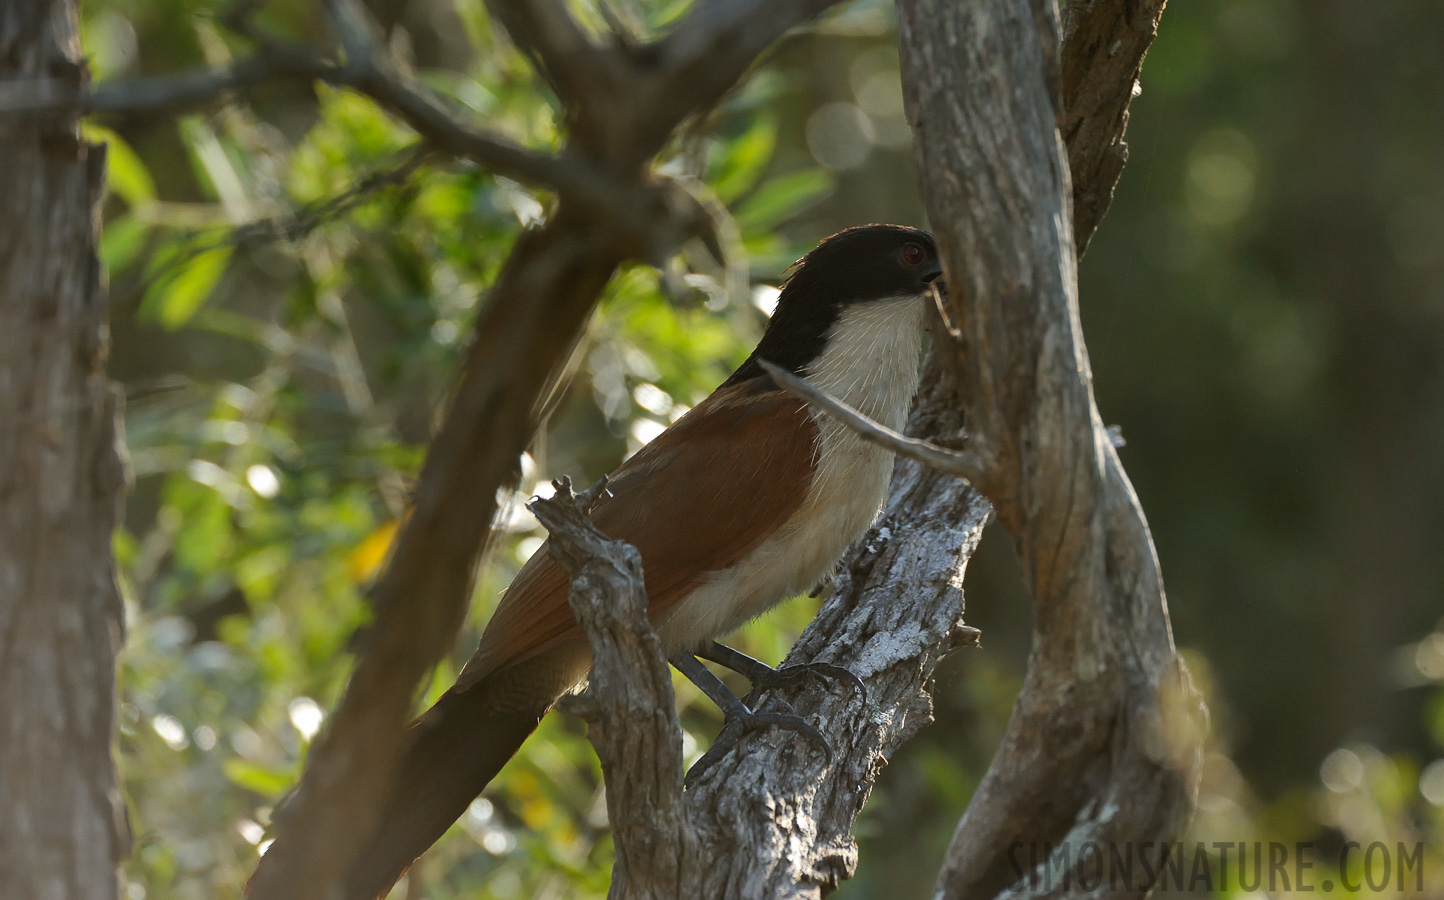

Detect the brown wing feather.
[{"left": 459, "top": 381, "right": 818, "bottom": 684}]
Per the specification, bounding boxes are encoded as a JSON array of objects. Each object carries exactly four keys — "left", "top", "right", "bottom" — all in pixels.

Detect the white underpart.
[{"left": 656, "top": 293, "right": 928, "bottom": 652}]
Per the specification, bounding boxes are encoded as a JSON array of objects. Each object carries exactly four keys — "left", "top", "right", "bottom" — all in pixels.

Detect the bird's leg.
[
  {"left": 697, "top": 640, "right": 866, "bottom": 707},
  {"left": 670, "top": 653, "right": 830, "bottom": 780}
]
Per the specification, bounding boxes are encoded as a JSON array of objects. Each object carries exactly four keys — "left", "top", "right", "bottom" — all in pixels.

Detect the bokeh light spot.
[{"left": 806, "top": 103, "right": 875, "bottom": 171}]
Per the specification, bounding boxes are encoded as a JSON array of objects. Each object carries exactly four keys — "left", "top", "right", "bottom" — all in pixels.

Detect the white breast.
[{"left": 656, "top": 294, "right": 928, "bottom": 653}]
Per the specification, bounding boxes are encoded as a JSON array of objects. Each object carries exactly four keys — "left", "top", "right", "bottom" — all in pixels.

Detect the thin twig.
[
  {"left": 928, "top": 282, "right": 961, "bottom": 340},
  {"left": 758, "top": 360, "right": 988, "bottom": 483},
  {"left": 0, "top": 56, "right": 325, "bottom": 116},
  {"left": 107, "top": 145, "right": 428, "bottom": 319},
  {"left": 0, "top": 15, "right": 600, "bottom": 207}
]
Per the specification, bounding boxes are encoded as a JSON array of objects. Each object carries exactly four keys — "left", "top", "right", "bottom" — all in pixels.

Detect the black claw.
[
  {"left": 743, "top": 663, "right": 867, "bottom": 710},
  {"left": 775, "top": 662, "right": 868, "bottom": 703},
  {"left": 686, "top": 709, "right": 833, "bottom": 784},
  {"left": 699, "top": 642, "right": 868, "bottom": 707},
  {"left": 673, "top": 649, "right": 842, "bottom": 784},
  {"left": 738, "top": 712, "right": 832, "bottom": 765}
]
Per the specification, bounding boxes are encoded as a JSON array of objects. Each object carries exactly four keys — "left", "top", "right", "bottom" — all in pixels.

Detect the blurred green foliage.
[
  {"left": 83, "top": 0, "right": 1444, "bottom": 897},
  {"left": 94, "top": 1, "right": 840, "bottom": 896}
]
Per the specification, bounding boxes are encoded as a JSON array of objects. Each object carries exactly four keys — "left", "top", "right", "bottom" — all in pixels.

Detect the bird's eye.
[{"left": 901, "top": 242, "right": 925, "bottom": 266}]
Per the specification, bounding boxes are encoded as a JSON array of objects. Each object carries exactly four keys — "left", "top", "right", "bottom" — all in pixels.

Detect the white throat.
[{"left": 803, "top": 294, "right": 928, "bottom": 431}]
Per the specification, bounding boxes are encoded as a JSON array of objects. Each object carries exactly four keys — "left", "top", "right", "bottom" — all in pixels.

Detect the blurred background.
[{"left": 83, "top": 0, "right": 1444, "bottom": 896}]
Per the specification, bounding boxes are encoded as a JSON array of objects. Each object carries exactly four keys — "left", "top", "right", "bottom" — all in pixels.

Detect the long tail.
[
  {"left": 250, "top": 653, "right": 578, "bottom": 900},
  {"left": 343, "top": 667, "right": 557, "bottom": 900}
]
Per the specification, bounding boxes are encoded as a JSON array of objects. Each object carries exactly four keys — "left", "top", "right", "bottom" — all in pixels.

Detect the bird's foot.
[
  {"left": 745, "top": 662, "right": 866, "bottom": 707},
  {"left": 686, "top": 704, "right": 831, "bottom": 784},
  {"left": 671, "top": 653, "right": 835, "bottom": 784},
  {"left": 698, "top": 641, "right": 866, "bottom": 706}
]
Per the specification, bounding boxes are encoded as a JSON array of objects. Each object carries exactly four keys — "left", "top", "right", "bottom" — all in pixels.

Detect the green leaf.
[
  {"left": 100, "top": 214, "right": 149, "bottom": 272},
  {"left": 222, "top": 758, "right": 297, "bottom": 797},
  {"left": 142, "top": 243, "right": 233, "bottom": 329},
  {"left": 709, "top": 115, "right": 777, "bottom": 202},
  {"left": 288, "top": 85, "right": 415, "bottom": 204},
  {"left": 84, "top": 123, "right": 156, "bottom": 206},
  {"left": 733, "top": 169, "right": 833, "bottom": 233}
]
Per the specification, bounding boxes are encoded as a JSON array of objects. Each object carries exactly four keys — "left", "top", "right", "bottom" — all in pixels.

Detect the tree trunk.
[{"left": 0, "top": 2, "right": 130, "bottom": 898}]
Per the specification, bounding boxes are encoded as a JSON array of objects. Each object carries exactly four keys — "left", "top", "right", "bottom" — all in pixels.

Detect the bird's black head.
[{"left": 724, "top": 224, "right": 942, "bottom": 387}]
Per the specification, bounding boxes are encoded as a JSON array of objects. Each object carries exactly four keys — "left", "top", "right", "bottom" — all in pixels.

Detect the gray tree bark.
[{"left": 0, "top": 1, "right": 130, "bottom": 898}]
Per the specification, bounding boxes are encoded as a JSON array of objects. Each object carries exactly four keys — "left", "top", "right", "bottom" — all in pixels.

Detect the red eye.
[{"left": 901, "top": 242, "right": 925, "bottom": 266}]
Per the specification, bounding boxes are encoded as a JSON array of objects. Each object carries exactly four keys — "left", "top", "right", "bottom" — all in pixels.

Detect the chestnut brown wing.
[{"left": 458, "top": 381, "right": 818, "bottom": 683}]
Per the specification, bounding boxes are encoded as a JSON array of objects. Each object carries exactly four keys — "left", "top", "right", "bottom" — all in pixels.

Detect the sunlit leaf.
[
  {"left": 84, "top": 123, "right": 156, "bottom": 206},
  {"left": 178, "top": 116, "right": 250, "bottom": 218},
  {"left": 141, "top": 243, "right": 232, "bottom": 329},
  {"left": 222, "top": 758, "right": 296, "bottom": 797},
  {"left": 709, "top": 115, "right": 778, "bottom": 202}
]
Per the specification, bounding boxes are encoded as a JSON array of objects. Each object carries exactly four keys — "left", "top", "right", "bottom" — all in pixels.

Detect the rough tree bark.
[{"left": 0, "top": 1, "right": 130, "bottom": 898}]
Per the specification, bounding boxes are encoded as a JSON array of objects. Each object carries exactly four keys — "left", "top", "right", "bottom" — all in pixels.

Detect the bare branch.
[
  {"left": 1060, "top": 0, "right": 1168, "bottom": 254},
  {"left": 897, "top": 0, "right": 1205, "bottom": 897},
  {"left": 242, "top": 0, "right": 1195, "bottom": 895},
  {"left": 533, "top": 478, "right": 698, "bottom": 897},
  {"left": 234, "top": 1, "right": 873, "bottom": 896},
  {"left": 588, "top": 0, "right": 1205, "bottom": 894},
  {"left": 0, "top": 55, "right": 329, "bottom": 116},
  {"left": 676, "top": 387, "right": 993, "bottom": 896},
  {"left": 0, "top": 2, "right": 129, "bottom": 895},
  {"left": 608, "top": 0, "right": 847, "bottom": 167},
  {"left": 758, "top": 359, "right": 990, "bottom": 483},
  {"left": 327, "top": 46, "right": 621, "bottom": 208},
  {"left": 322, "top": 0, "right": 381, "bottom": 69},
  {"left": 0, "top": 53, "right": 583, "bottom": 189},
  {"left": 481, "top": 0, "right": 614, "bottom": 106},
  {"left": 312, "top": 0, "right": 603, "bottom": 197},
  {"left": 0, "top": 9, "right": 625, "bottom": 214},
  {"left": 659, "top": 0, "right": 843, "bottom": 63}
]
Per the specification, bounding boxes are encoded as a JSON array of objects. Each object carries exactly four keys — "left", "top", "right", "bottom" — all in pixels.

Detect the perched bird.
[{"left": 295, "top": 223, "right": 941, "bottom": 900}]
